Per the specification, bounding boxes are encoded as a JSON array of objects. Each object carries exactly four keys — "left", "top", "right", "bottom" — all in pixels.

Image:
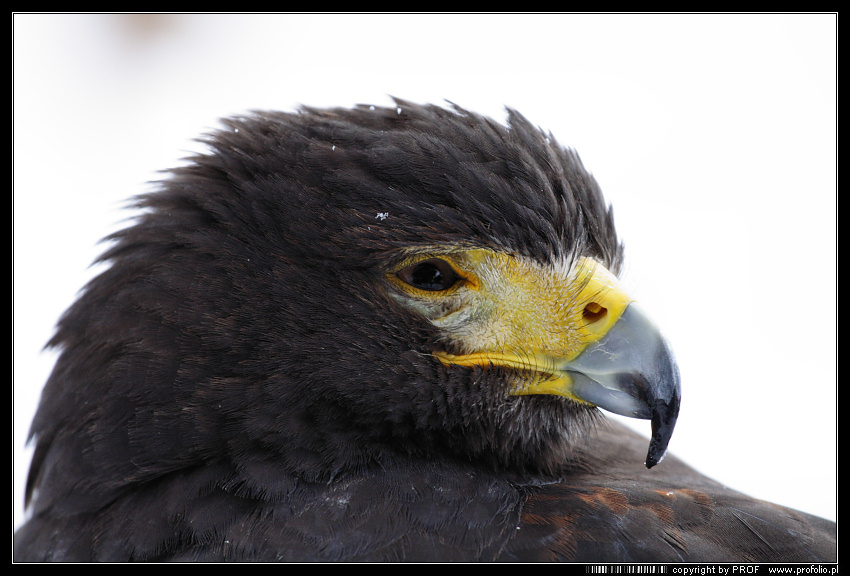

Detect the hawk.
[{"left": 14, "top": 100, "right": 836, "bottom": 562}]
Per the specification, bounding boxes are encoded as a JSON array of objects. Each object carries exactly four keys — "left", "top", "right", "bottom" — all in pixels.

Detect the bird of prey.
[{"left": 14, "top": 100, "right": 836, "bottom": 563}]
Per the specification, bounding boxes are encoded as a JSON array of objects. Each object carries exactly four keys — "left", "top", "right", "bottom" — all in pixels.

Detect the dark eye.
[{"left": 396, "top": 259, "right": 461, "bottom": 292}]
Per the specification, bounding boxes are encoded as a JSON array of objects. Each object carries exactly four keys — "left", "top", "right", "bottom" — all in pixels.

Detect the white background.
[{"left": 14, "top": 14, "right": 836, "bottom": 534}]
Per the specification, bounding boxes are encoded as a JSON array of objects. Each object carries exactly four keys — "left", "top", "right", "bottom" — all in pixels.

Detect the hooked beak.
[{"left": 559, "top": 303, "right": 681, "bottom": 468}]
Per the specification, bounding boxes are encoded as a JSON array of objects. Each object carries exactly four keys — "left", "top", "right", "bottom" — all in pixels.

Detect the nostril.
[{"left": 583, "top": 301, "right": 608, "bottom": 324}]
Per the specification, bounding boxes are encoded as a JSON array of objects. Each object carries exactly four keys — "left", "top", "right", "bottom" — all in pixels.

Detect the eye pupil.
[
  {"left": 411, "top": 263, "right": 447, "bottom": 290},
  {"left": 397, "top": 259, "right": 460, "bottom": 291}
]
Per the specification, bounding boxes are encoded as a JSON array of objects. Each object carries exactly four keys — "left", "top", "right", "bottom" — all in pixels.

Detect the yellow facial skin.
[{"left": 386, "top": 249, "right": 632, "bottom": 403}]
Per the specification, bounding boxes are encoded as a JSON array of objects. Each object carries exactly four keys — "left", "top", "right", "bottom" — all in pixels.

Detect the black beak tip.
[{"left": 644, "top": 396, "right": 681, "bottom": 469}]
